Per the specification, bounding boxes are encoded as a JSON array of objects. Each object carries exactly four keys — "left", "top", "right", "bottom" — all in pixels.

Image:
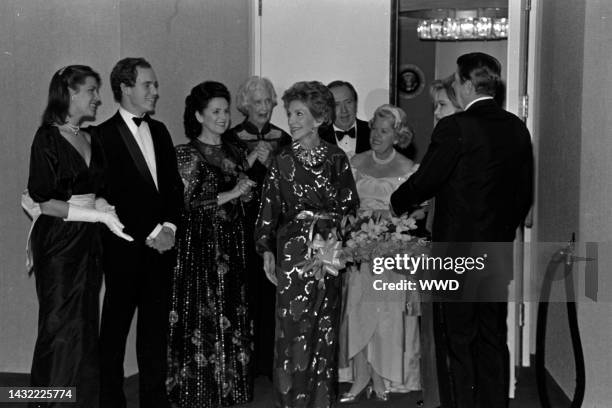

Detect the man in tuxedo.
[
  {"left": 97, "top": 57, "right": 183, "bottom": 408},
  {"left": 322, "top": 80, "right": 414, "bottom": 159},
  {"left": 391, "top": 53, "right": 533, "bottom": 408},
  {"left": 320, "top": 80, "right": 371, "bottom": 159}
]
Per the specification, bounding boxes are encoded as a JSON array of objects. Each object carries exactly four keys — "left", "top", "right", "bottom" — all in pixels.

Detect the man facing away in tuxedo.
[
  {"left": 390, "top": 53, "right": 533, "bottom": 408},
  {"left": 97, "top": 57, "right": 183, "bottom": 408}
]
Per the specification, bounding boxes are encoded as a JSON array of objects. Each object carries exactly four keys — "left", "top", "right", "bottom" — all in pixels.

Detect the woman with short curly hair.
[{"left": 255, "top": 81, "right": 359, "bottom": 408}]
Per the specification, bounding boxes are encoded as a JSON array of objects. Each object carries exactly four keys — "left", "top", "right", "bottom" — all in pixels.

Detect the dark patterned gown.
[
  {"left": 27, "top": 125, "right": 104, "bottom": 408},
  {"left": 255, "top": 140, "right": 358, "bottom": 408},
  {"left": 167, "top": 138, "right": 253, "bottom": 408}
]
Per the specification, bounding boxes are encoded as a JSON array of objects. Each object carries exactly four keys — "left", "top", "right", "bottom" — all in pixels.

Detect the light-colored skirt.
[{"left": 339, "top": 262, "right": 421, "bottom": 392}]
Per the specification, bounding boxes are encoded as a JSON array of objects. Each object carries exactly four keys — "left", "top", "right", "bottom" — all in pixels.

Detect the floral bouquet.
[
  {"left": 341, "top": 207, "right": 429, "bottom": 264},
  {"left": 295, "top": 227, "right": 347, "bottom": 288}
]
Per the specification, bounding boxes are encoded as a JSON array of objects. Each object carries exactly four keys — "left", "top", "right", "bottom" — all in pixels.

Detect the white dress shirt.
[
  {"left": 118, "top": 107, "right": 176, "bottom": 239},
  {"left": 333, "top": 123, "right": 357, "bottom": 160},
  {"left": 119, "top": 107, "right": 158, "bottom": 188},
  {"left": 465, "top": 96, "right": 494, "bottom": 111}
]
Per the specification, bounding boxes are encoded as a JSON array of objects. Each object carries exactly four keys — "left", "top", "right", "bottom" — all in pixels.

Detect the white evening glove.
[
  {"left": 66, "top": 204, "right": 134, "bottom": 242},
  {"left": 21, "top": 190, "right": 41, "bottom": 220},
  {"left": 94, "top": 197, "right": 118, "bottom": 216}
]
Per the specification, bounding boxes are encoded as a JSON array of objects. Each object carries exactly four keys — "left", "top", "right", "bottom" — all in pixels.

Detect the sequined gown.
[
  {"left": 167, "top": 139, "right": 253, "bottom": 407},
  {"left": 255, "top": 140, "right": 359, "bottom": 408}
]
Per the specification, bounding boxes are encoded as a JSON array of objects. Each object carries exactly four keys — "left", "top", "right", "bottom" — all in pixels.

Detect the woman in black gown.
[
  {"left": 25, "top": 65, "right": 132, "bottom": 407},
  {"left": 167, "top": 81, "right": 257, "bottom": 407},
  {"left": 255, "top": 81, "right": 359, "bottom": 408}
]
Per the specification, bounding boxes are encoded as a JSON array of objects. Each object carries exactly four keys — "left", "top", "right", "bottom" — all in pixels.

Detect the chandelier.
[{"left": 401, "top": 8, "right": 508, "bottom": 41}]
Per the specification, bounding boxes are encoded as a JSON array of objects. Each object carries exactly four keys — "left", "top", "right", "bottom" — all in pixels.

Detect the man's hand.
[{"left": 146, "top": 226, "right": 175, "bottom": 253}]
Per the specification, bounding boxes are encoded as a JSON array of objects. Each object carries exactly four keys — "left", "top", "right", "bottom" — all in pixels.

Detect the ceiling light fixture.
[{"left": 402, "top": 8, "right": 508, "bottom": 41}]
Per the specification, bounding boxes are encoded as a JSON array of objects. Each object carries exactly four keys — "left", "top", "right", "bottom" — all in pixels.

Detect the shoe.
[
  {"left": 339, "top": 385, "right": 371, "bottom": 404},
  {"left": 370, "top": 386, "right": 390, "bottom": 402}
]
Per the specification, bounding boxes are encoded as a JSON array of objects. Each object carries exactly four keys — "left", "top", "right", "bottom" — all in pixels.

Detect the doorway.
[{"left": 390, "top": 0, "right": 536, "bottom": 400}]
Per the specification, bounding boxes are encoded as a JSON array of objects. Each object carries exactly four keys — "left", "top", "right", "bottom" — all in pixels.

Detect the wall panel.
[{"left": 0, "top": 0, "right": 249, "bottom": 374}]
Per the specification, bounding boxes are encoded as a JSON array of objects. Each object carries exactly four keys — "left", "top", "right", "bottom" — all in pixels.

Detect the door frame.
[{"left": 507, "top": 0, "right": 541, "bottom": 372}]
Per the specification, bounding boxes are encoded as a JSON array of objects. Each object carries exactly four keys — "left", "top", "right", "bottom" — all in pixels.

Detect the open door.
[
  {"left": 391, "top": 0, "right": 537, "bottom": 400},
  {"left": 506, "top": 0, "right": 538, "bottom": 373},
  {"left": 507, "top": 0, "right": 540, "bottom": 398}
]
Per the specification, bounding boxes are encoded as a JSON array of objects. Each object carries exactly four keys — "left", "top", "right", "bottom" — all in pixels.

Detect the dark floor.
[{"left": 1, "top": 365, "right": 569, "bottom": 408}]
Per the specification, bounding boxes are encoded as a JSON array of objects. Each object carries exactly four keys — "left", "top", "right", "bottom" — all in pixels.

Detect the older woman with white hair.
[
  {"left": 339, "top": 104, "right": 421, "bottom": 403},
  {"left": 232, "top": 76, "right": 291, "bottom": 166},
  {"left": 231, "top": 76, "right": 291, "bottom": 379}
]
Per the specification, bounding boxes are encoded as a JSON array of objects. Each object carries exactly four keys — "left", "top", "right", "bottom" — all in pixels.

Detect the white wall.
[
  {"left": 1, "top": 0, "right": 121, "bottom": 374},
  {"left": 0, "top": 0, "right": 250, "bottom": 375},
  {"left": 578, "top": 0, "right": 612, "bottom": 404},
  {"left": 254, "top": 0, "right": 391, "bottom": 130},
  {"left": 2, "top": 0, "right": 389, "bottom": 377}
]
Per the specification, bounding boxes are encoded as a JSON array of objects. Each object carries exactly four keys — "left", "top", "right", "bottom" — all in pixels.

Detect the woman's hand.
[
  {"left": 246, "top": 148, "right": 259, "bottom": 168},
  {"left": 100, "top": 212, "right": 134, "bottom": 242},
  {"left": 256, "top": 142, "right": 272, "bottom": 164},
  {"left": 218, "top": 177, "right": 256, "bottom": 205},
  {"left": 263, "top": 251, "right": 277, "bottom": 286},
  {"left": 221, "top": 158, "right": 238, "bottom": 174},
  {"left": 95, "top": 197, "right": 118, "bottom": 217},
  {"left": 231, "top": 177, "right": 256, "bottom": 198}
]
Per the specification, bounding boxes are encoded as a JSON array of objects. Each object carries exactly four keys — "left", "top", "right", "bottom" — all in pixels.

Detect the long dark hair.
[
  {"left": 183, "top": 81, "right": 231, "bottom": 140},
  {"left": 41, "top": 65, "right": 101, "bottom": 126}
]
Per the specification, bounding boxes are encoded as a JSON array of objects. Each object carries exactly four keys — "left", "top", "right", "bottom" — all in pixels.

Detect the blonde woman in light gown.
[{"left": 339, "top": 104, "right": 421, "bottom": 403}]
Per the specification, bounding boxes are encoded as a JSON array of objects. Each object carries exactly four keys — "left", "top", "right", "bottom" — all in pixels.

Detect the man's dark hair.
[
  {"left": 327, "top": 80, "right": 358, "bottom": 103},
  {"left": 110, "top": 57, "right": 152, "bottom": 102},
  {"left": 456, "top": 52, "right": 502, "bottom": 97}
]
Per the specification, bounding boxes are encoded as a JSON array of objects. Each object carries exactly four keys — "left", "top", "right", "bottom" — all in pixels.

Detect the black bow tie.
[
  {"left": 132, "top": 115, "right": 151, "bottom": 127},
  {"left": 335, "top": 127, "right": 355, "bottom": 141}
]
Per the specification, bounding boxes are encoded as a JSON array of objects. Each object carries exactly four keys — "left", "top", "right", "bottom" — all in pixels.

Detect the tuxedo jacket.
[
  {"left": 320, "top": 118, "right": 371, "bottom": 154},
  {"left": 96, "top": 111, "right": 183, "bottom": 242},
  {"left": 391, "top": 99, "right": 533, "bottom": 244}
]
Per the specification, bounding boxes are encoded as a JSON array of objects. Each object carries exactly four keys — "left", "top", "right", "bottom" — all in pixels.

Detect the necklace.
[
  {"left": 372, "top": 149, "right": 396, "bottom": 165},
  {"left": 58, "top": 122, "right": 80, "bottom": 136},
  {"left": 293, "top": 141, "right": 326, "bottom": 167}
]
